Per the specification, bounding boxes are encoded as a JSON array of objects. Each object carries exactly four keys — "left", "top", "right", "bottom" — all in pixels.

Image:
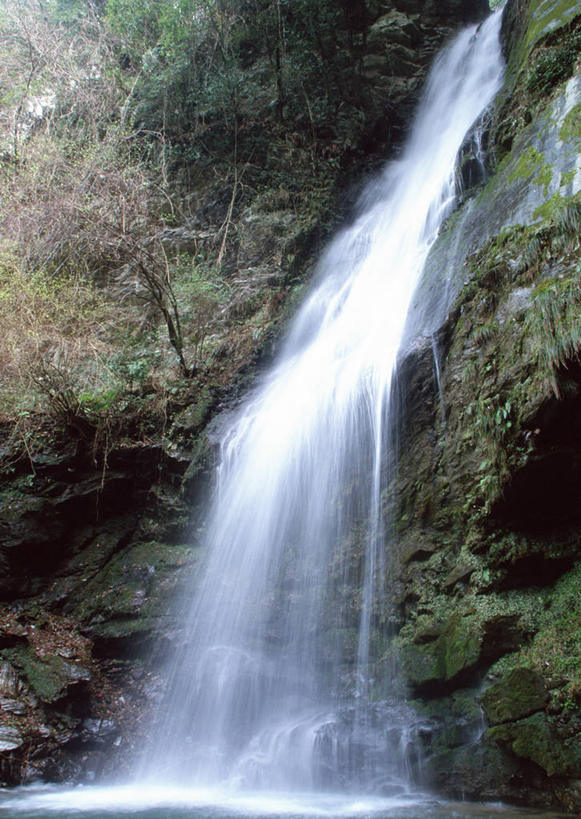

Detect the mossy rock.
[
  {"left": 487, "top": 711, "right": 581, "bottom": 776},
  {"left": 70, "top": 541, "right": 198, "bottom": 637},
  {"left": 481, "top": 667, "right": 548, "bottom": 724},
  {"left": 0, "top": 645, "right": 90, "bottom": 703},
  {"left": 505, "top": 565, "right": 581, "bottom": 699},
  {"left": 522, "top": 0, "right": 581, "bottom": 53},
  {"left": 172, "top": 389, "right": 216, "bottom": 435},
  {"left": 400, "top": 614, "right": 482, "bottom": 691},
  {"left": 418, "top": 741, "right": 525, "bottom": 802},
  {"left": 560, "top": 101, "right": 581, "bottom": 142},
  {"left": 411, "top": 687, "right": 485, "bottom": 753}
]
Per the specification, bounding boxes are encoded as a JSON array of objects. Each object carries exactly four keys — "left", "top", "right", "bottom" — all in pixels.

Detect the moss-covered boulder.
[
  {"left": 487, "top": 711, "right": 581, "bottom": 777},
  {"left": 481, "top": 668, "right": 548, "bottom": 724},
  {"left": 68, "top": 540, "right": 199, "bottom": 645},
  {"left": 400, "top": 614, "right": 482, "bottom": 692},
  {"left": 1, "top": 645, "right": 90, "bottom": 703}
]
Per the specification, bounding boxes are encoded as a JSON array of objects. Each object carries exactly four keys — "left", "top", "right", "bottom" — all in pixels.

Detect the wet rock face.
[
  {"left": 0, "top": 445, "right": 160, "bottom": 600},
  {"left": 481, "top": 668, "right": 548, "bottom": 725},
  {"left": 391, "top": 0, "right": 581, "bottom": 810},
  {"left": 0, "top": 417, "right": 210, "bottom": 786},
  {"left": 389, "top": 0, "right": 489, "bottom": 26},
  {"left": 487, "top": 712, "right": 581, "bottom": 779}
]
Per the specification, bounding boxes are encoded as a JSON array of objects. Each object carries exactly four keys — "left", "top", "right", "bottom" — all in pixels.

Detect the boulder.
[{"left": 481, "top": 667, "right": 548, "bottom": 725}]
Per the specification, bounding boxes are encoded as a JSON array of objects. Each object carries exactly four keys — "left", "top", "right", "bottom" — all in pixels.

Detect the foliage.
[
  {"left": 105, "top": 0, "right": 370, "bottom": 163},
  {"left": 502, "top": 565, "right": 581, "bottom": 700},
  {"left": 0, "top": 255, "right": 120, "bottom": 422},
  {"left": 0, "top": 0, "right": 251, "bottom": 431},
  {"left": 0, "top": 0, "right": 377, "bottom": 439},
  {"left": 0, "top": 0, "right": 116, "bottom": 158},
  {"left": 525, "top": 32, "right": 581, "bottom": 96},
  {"left": 523, "top": 200, "right": 581, "bottom": 396},
  {"left": 445, "top": 195, "right": 581, "bottom": 521}
]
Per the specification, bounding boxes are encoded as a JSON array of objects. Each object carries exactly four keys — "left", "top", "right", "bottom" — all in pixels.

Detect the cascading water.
[{"left": 143, "top": 12, "right": 504, "bottom": 795}]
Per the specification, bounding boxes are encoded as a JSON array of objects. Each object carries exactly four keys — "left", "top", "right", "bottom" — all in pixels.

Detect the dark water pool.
[{"left": 0, "top": 787, "right": 570, "bottom": 819}]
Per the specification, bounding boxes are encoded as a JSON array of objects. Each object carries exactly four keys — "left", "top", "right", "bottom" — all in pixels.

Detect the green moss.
[
  {"left": 73, "top": 540, "right": 198, "bottom": 634},
  {"left": 440, "top": 615, "right": 481, "bottom": 680},
  {"left": 443, "top": 193, "right": 581, "bottom": 522},
  {"left": 487, "top": 712, "right": 581, "bottom": 776},
  {"left": 86, "top": 617, "right": 159, "bottom": 640},
  {"left": 508, "top": 146, "right": 544, "bottom": 182},
  {"left": 1, "top": 646, "right": 77, "bottom": 703},
  {"left": 518, "top": 565, "right": 581, "bottom": 698},
  {"left": 481, "top": 668, "right": 547, "bottom": 725},
  {"left": 525, "top": 35, "right": 581, "bottom": 96},
  {"left": 560, "top": 102, "right": 581, "bottom": 142},
  {"left": 560, "top": 169, "right": 576, "bottom": 187},
  {"left": 173, "top": 388, "right": 215, "bottom": 434},
  {"left": 508, "top": 146, "right": 553, "bottom": 192},
  {"left": 399, "top": 614, "right": 482, "bottom": 689},
  {"left": 524, "top": 264, "right": 581, "bottom": 393},
  {"left": 523, "top": 0, "right": 581, "bottom": 52},
  {"left": 532, "top": 190, "right": 567, "bottom": 221}
]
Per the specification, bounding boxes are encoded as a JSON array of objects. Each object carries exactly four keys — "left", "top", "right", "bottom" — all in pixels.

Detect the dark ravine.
[{"left": 0, "top": 0, "right": 579, "bottom": 812}]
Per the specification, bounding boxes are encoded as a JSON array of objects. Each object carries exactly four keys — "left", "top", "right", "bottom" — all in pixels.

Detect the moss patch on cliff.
[
  {"left": 492, "top": 0, "right": 581, "bottom": 162},
  {"left": 481, "top": 668, "right": 548, "bottom": 724},
  {"left": 508, "top": 145, "right": 553, "bottom": 189},
  {"left": 0, "top": 644, "right": 90, "bottom": 704},
  {"left": 487, "top": 711, "right": 581, "bottom": 777},
  {"left": 560, "top": 101, "right": 581, "bottom": 141},
  {"left": 522, "top": 0, "right": 581, "bottom": 51},
  {"left": 489, "top": 565, "right": 581, "bottom": 700},
  {"left": 440, "top": 197, "right": 581, "bottom": 522},
  {"left": 71, "top": 540, "right": 198, "bottom": 640}
]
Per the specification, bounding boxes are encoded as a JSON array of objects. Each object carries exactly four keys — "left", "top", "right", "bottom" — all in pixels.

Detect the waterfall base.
[{"left": 0, "top": 785, "right": 569, "bottom": 819}]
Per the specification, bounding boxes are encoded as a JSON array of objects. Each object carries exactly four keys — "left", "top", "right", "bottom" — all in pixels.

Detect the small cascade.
[{"left": 141, "top": 11, "right": 505, "bottom": 794}]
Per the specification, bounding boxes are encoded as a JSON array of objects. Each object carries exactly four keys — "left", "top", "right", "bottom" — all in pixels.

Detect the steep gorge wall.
[
  {"left": 0, "top": 0, "right": 488, "bottom": 789},
  {"left": 393, "top": 0, "right": 581, "bottom": 810},
  {"left": 1, "top": 0, "right": 578, "bottom": 807}
]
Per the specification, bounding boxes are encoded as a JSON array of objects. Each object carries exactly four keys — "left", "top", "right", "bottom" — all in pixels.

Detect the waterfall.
[{"left": 143, "top": 12, "right": 504, "bottom": 793}]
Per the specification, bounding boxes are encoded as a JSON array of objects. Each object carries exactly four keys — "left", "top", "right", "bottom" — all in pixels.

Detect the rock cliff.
[{"left": 393, "top": 0, "right": 581, "bottom": 810}]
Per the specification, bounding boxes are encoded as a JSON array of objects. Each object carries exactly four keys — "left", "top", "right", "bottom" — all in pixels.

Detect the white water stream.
[{"left": 139, "top": 11, "right": 505, "bottom": 796}]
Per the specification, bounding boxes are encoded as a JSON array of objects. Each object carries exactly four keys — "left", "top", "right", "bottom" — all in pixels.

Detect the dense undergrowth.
[{"left": 0, "top": 0, "right": 379, "bottom": 455}]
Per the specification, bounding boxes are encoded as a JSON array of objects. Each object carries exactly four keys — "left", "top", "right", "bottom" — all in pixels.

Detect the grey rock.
[{"left": 0, "top": 725, "right": 24, "bottom": 752}]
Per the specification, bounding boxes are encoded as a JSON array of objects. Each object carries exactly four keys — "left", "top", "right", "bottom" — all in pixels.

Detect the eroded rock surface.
[{"left": 391, "top": 0, "right": 581, "bottom": 810}]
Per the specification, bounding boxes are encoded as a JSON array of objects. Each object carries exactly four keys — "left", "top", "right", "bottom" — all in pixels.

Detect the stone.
[
  {"left": 481, "top": 668, "right": 548, "bottom": 725},
  {"left": 487, "top": 712, "right": 581, "bottom": 777},
  {"left": 400, "top": 614, "right": 482, "bottom": 691},
  {"left": 0, "top": 726, "right": 24, "bottom": 752},
  {"left": 443, "top": 562, "right": 475, "bottom": 589},
  {"left": 0, "top": 661, "right": 22, "bottom": 698},
  {"left": 367, "top": 11, "right": 420, "bottom": 50},
  {"left": 0, "top": 697, "right": 26, "bottom": 715},
  {"left": 1, "top": 647, "right": 91, "bottom": 704}
]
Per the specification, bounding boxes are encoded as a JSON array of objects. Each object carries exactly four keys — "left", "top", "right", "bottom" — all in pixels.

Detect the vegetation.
[{"left": 0, "top": 0, "right": 382, "bottom": 451}]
